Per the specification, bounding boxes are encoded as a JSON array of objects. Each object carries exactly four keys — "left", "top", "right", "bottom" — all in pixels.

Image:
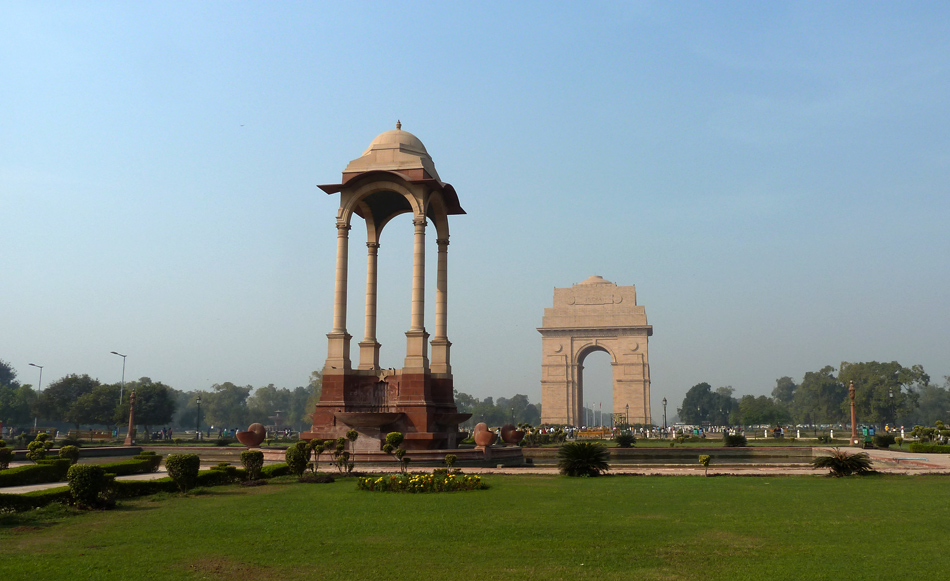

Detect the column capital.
[
  {"left": 336, "top": 222, "right": 351, "bottom": 233},
  {"left": 436, "top": 238, "right": 450, "bottom": 248},
  {"left": 366, "top": 242, "right": 380, "bottom": 250},
  {"left": 412, "top": 217, "right": 427, "bottom": 228}
]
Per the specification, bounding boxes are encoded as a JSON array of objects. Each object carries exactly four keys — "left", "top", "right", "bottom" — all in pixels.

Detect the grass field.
[{"left": 2, "top": 473, "right": 947, "bottom": 580}]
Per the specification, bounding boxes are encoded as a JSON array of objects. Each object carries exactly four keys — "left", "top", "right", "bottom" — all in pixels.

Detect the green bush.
[
  {"left": 0, "top": 487, "right": 71, "bottom": 512},
  {"left": 557, "top": 441, "right": 610, "bottom": 477},
  {"left": 811, "top": 448, "right": 874, "bottom": 477},
  {"left": 614, "top": 433, "right": 636, "bottom": 448},
  {"left": 285, "top": 444, "right": 309, "bottom": 476},
  {"left": 298, "top": 473, "right": 334, "bottom": 484},
  {"left": 722, "top": 434, "right": 747, "bottom": 447},
  {"left": 873, "top": 434, "right": 896, "bottom": 449},
  {"left": 699, "top": 454, "right": 711, "bottom": 476},
  {"left": 213, "top": 437, "right": 233, "bottom": 447},
  {"left": 815, "top": 434, "right": 832, "bottom": 444},
  {"left": 908, "top": 442, "right": 950, "bottom": 454},
  {"left": 59, "top": 436, "right": 83, "bottom": 448},
  {"left": 260, "top": 463, "right": 290, "bottom": 478},
  {"left": 0, "top": 442, "right": 11, "bottom": 470},
  {"left": 241, "top": 450, "right": 264, "bottom": 480},
  {"left": 66, "top": 464, "right": 108, "bottom": 508},
  {"left": 59, "top": 445, "right": 80, "bottom": 465},
  {"left": 165, "top": 454, "right": 201, "bottom": 492},
  {"left": 26, "top": 433, "right": 53, "bottom": 463},
  {"left": 98, "top": 458, "right": 155, "bottom": 476},
  {"left": 0, "top": 461, "right": 70, "bottom": 487},
  {"left": 132, "top": 451, "right": 163, "bottom": 472},
  {"left": 445, "top": 454, "right": 457, "bottom": 468}
]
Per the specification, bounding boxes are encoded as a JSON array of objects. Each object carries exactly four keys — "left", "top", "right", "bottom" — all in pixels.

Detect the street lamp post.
[
  {"left": 196, "top": 395, "right": 202, "bottom": 440},
  {"left": 29, "top": 363, "right": 43, "bottom": 429},
  {"left": 110, "top": 351, "right": 127, "bottom": 403},
  {"left": 625, "top": 403, "right": 629, "bottom": 431},
  {"left": 662, "top": 397, "right": 667, "bottom": 430},
  {"left": 889, "top": 389, "right": 894, "bottom": 429},
  {"left": 849, "top": 381, "right": 858, "bottom": 445}
]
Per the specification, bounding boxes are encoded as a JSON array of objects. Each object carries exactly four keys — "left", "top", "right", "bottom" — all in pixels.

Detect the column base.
[
  {"left": 325, "top": 331, "right": 352, "bottom": 371},
  {"left": 357, "top": 340, "right": 381, "bottom": 370}
]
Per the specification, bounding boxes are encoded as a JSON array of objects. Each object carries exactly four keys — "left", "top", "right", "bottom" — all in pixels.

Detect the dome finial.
[{"left": 396, "top": 120, "right": 402, "bottom": 130}]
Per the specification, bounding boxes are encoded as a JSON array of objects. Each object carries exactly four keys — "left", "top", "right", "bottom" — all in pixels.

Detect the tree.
[
  {"left": 838, "top": 361, "right": 927, "bottom": 426},
  {"left": 678, "top": 383, "right": 737, "bottom": 425},
  {"left": 66, "top": 384, "right": 121, "bottom": 428},
  {"left": 0, "top": 360, "right": 20, "bottom": 389},
  {"left": 790, "top": 366, "right": 846, "bottom": 425},
  {"left": 203, "top": 382, "right": 252, "bottom": 428},
  {"left": 299, "top": 371, "right": 322, "bottom": 428},
  {"left": 737, "top": 395, "right": 791, "bottom": 426},
  {"left": 901, "top": 377, "right": 950, "bottom": 427},
  {"left": 0, "top": 383, "right": 36, "bottom": 425},
  {"left": 33, "top": 374, "right": 100, "bottom": 425},
  {"left": 247, "top": 384, "right": 291, "bottom": 425},
  {"left": 120, "top": 378, "right": 177, "bottom": 436},
  {"left": 772, "top": 376, "right": 797, "bottom": 406}
]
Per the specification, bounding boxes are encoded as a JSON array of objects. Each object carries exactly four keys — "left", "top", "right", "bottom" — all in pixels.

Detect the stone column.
[
  {"left": 358, "top": 241, "right": 381, "bottom": 370},
  {"left": 326, "top": 222, "right": 351, "bottom": 370},
  {"left": 404, "top": 217, "right": 429, "bottom": 370},
  {"left": 430, "top": 237, "right": 451, "bottom": 374}
]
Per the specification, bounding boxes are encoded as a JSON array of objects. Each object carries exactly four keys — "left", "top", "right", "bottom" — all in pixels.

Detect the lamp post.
[
  {"left": 625, "top": 403, "right": 629, "bottom": 431},
  {"left": 110, "top": 351, "right": 127, "bottom": 403},
  {"left": 662, "top": 397, "right": 667, "bottom": 429},
  {"left": 29, "top": 363, "right": 43, "bottom": 429},
  {"left": 889, "top": 389, "right": 894, "bottom": 429},
  {"left": 196, "top": 395, "right": 202, "bottom": 440}
]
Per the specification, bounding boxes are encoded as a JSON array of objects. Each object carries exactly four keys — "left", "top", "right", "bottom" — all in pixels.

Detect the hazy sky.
[{"left": 3, "top": 2, "right": 948, "bottom": 420}]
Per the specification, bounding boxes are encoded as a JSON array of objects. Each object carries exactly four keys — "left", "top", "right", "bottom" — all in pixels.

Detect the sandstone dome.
[{"left": 343, "top": 121, "right": 441, "bottom": 181}]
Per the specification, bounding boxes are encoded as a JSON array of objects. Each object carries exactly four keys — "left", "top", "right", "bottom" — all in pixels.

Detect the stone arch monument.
[
  {"left": 302, "top": 122, "right": 470, "bottom": 449},
  {"left": 538, "top": 276, "right": 653, "bottom": 426}
]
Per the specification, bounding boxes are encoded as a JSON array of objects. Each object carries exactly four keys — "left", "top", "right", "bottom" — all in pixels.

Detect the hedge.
[
  {"left": 261, "top": 463, "right": 290, "bottom": 478},
  {"left": 99, "top": 457, "right": 158, "bottom": 477},
  {"left": 908, "top": 443, "right": 950, "bottom": 454},
  {"left": 0, "top": 487, "right": 71, "bottom": 512},
  {"left": 0, "top": 459, "right": 71, "bottom": 487}
]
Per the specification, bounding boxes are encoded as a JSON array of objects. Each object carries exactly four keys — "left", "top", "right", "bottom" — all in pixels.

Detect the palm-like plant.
[
  {"left": 811, "top": 447, "right": 874, "bottom": 477},
  {"left": 557, "top": 441, "right": 610, "bottom": 477}
]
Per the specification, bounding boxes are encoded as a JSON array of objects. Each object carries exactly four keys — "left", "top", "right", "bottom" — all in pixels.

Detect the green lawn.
[{"left": 2, "top": 474, "right": 947, "bottom": 580}]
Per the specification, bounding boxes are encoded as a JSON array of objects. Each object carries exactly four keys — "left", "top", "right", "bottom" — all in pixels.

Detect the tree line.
[
  {"left": 677, "top": 360, "right": 948, "bottom": 428},
  {"left": 0, "top": 360, "right": 322, "bottom": 434}
]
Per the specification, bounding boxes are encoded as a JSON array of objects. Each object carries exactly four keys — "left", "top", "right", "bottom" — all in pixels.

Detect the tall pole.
[
  {"left": 124, "top": 390, "right": 136, "bottom": 446},
  {"left": 849, "top": 381, "right": 858, "bottom": 445},
  {"left": 29, "top": 363, "right": 43, "bottom": 429},
  {"left": 110, "top": 351, "right": 127, "bottom": 403},
  {"left": 662, "top": 397, "right": 667, "bottom": 429},
  {"left": 196, "top": 395, "right": 202, "bottom": 440}
]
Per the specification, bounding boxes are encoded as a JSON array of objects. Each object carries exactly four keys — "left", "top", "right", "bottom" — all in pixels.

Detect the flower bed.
[{"left": 357, "top": 472, "right": 486, "bottom": 493}]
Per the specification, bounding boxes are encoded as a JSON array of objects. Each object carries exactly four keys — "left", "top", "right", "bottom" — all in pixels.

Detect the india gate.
[
  {"left": 539, "top": 276, "right": 653, "bottom": 426},
  {"left": 302, "top": 122, "right": 470, "bottom": 450}
]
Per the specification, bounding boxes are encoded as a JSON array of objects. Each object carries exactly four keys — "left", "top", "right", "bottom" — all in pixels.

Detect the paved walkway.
[{"left": 3, "top": 447, "right": 947, "bottom": 495}]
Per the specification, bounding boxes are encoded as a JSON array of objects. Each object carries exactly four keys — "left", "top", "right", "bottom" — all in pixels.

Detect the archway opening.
[{"left": 578, "top": 348, "right": 613, "bottom": 427}]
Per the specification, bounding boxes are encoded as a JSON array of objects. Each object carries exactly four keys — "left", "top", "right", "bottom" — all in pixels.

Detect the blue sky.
[{"left": 3, "top": 2, "right": 948, "bottom": 419}]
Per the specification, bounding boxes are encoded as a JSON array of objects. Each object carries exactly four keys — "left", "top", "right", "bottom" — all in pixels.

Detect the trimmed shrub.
[
  {"left": 165, "top": 454, "right": 201, "bottom": 492},
  {"left": 909, "top": 442, "right": 950, "bottom": 454},
  {"left": 812, "top": 448, "right": 874, "bottom": 477},
  {"left": 213, "top": 437, "right": 233, "bottom": 447},
  {"left": 0, "top": 462, "right": 69, "bottom": 487},
  {"left": 132, "top": 451, "right": 163, "bottom": 472},
  {"left": 723, "top": 433, "right": 747, "bottom": 447},
  {"left": 241, "top": 450, "right": 264, "bottom": 480},
  {"left": 59, "top": 445, "right": 81, "bottom": 465},
  {"left": 816, "top": 434, "right": 832, "bottom": 444},
  {"left": 26, "top": 433, "right": 53, "bottom": 462},
  {"left": 445, "top": 454, "right": 457, "bottom": 468},
  {"left": 66, "top": 464, "right": 108, "bottom": 508},
  {"left": 614, "top": 433, "right": 636, "bottom": 448},
  {"left": 873, "top": 433, "right": 896, "bottom": 449},
  {"left": 260, "top": 463, "right": 290, "bottom": 479},
  {"left": 0, "top": 441, "right": 11, "bottom": 470},
  {"left": 557, "top": 441, "right": 610, "bottom": 477},
  {"left": 285, "top": 443, "right": 309, "bottom": 476},
  {"left": 699, "top": 454, "right": 711, "bottom": 476},
  {"left": 210, "top": 463, "right": 241, "bottom": 482},
  {"left": 0, "top": 487, "right": 71, "bottom": 512},
  {"left": 98, "top": 458, "right": 155, "bottom": 477}
]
